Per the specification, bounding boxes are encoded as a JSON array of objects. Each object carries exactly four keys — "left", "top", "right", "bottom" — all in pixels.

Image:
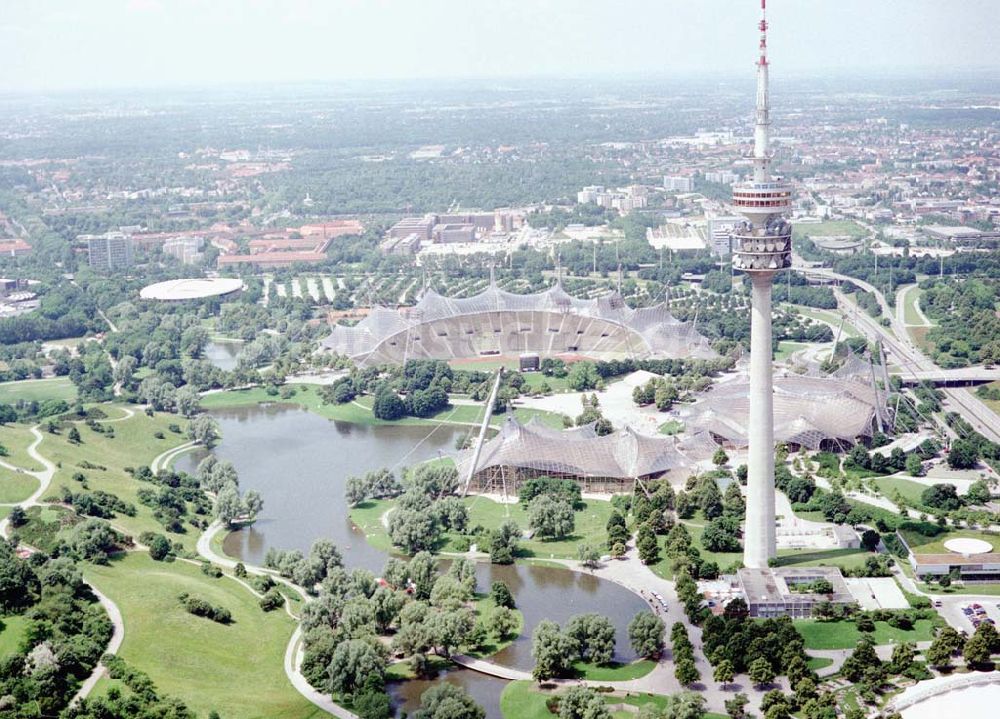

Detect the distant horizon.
[
  {"left": 3, "top": 0, "right": 999, "bottom": 94},
  {"left": 3, "top": 65, "right": 1000, "bottom": 100}
]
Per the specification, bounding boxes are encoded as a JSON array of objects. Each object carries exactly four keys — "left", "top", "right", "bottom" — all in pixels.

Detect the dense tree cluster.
[
  {"left": 0, "top": 542, "right": 113, "bottom": 716},
  {"left": 530, "top": 613, "right": 617, "bottom": 680}
]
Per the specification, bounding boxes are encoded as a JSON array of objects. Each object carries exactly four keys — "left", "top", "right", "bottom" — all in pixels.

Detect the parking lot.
[{"left": 959, "top": 600, "right": 1000, "bottom": 631}]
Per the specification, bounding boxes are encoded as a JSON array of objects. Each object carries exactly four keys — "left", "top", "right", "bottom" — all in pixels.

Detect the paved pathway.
[
  {"left": 71, "top": 586, "right": 126, "bottom": 703},
  {"left": 0, "top": 427, "right": 126, "bottom": 705}
]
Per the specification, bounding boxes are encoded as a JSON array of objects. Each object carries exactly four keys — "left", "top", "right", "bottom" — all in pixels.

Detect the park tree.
[
  {"left": 565, "top": 613, "right": 616, "bottom": 665},
  {"left": 531, "top": 620, "right": 576, "bottom": 680},
  {"left": 413, "top": 682, "right": 484, "bottom": 719},
  {"left": 675, "top": 657, "right": 700, "bottom": 687},
  {"left": 748, "top": 657, "right": 776, "bottom": 687},
  {"left": 174, "top": 386, "right": 201, "bottom": 417},
  {"left": 407, "top": 552, "right": 438, "bottom": 600},
  {"left": 946, "top": 439, "right": 979, "bottom": 470},
  {"left": 926, "top": 626, "right": 964, "bottom": 669},
  {"left": 965, "top": 479, "right": 991, "bottom": 505},
  {"left": 860, "top": 529, "right": 881, "bottom": 552},
  {"left": 528, "top": 494, "right": 575, "bottom": 539},
  {"left": 489, "top": 520, "right": 520, "bottom": 564},
  {"left": 147, "top": 534, "right": 172, "bottom": 561},
  {"left": 388, "top": 509, "right": 439, "bottom": 554},
  {"left": 636, "top": 523, "right": 660, "bottom": 564},
  {"left": 627, "top": 612, "right": 665, "bottom": 658},
  {"left": 920, "top": 483, "right": 962, "bottom": 511},
  {"left": 372, "top": 387, "right": 406, "bottom": 421},
  {"left": 243, "top": 490, "right": 263, "bottom": 522},
  {"left": 577, "top": 543, "right": 600, "bottom": 568},
  {"left": 566, "top": 361, "right": 600, "bottom": 391},
  {"left": 713, "top": 658, "right": 735, "bottom": 689},
  {"left": 488, "top": 606, "right": 518, "bottom": 640},
  {"left": 712, "top": 447, "right": 729, "bottom": 467},
  {"left": 490, "top": 581, "right": 515, "bottom": 609},
  {"left": 841, "top": 638, "right": 881, "bottom": 682},
  {"left": 187, "top": 415, "right": 220, "bottom": 447},
  {"left": 558, "top": 686, "right": 610, "bottom": 719},
  {"left": 963, "top": 622, "right": 999, "bottom": 668},
  {"left": 326, "top": 639, "right": 386, "bottom": 696},
  {"left": 214, "top": 483, "right": 244, "bottom": 526},
  {"left": 724, "top": 694, "right": 749, "bottom": 719},
  {"left": 904, "top": 453, "right": 925, "bottom": 476},
  {"left": 68, "top": 426, "right": 82, "bottom": 444}
]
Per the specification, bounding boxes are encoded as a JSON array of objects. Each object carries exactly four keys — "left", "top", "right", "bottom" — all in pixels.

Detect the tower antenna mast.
[{"left": 732, "top": 0, "right": 793, "bottom": 569}]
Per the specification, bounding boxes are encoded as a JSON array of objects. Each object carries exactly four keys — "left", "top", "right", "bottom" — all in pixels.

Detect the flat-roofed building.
[
  {"left": 86, "top": 232, "right": 133, "bottom": 271},
  {"left": 389, "top": 216, "right": 436, "bottom": 241},
  {"left": 217, "top": 251, "right": 327, "bottom": 268},
  {"left": 737, "top": 567, "right": 856, "bottom": 618},
  {"left": 433, "top": 223, "right": 475, "bottom": 244}
]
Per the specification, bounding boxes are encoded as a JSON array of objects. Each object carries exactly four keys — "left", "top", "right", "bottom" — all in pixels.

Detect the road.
[{"left": 799, "top": 264, "right": 1000, "bottom": 444}]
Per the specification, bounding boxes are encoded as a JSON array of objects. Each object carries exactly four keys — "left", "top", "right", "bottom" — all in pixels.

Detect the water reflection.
[
  {"left": 203, "top": 340, "right": 243, "bottom": 371},
  {"left": 388, "top": 668, "right": 507, "bottom": 719}
]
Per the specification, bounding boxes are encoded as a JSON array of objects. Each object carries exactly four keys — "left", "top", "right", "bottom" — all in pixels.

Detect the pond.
[{"left": 175, "top": 403, "right": 648, "bottom": 717}]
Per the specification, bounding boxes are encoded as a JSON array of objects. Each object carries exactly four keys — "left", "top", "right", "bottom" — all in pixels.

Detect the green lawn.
[
  {"left": 0, "top": 467, "right": 39, "bottom": 503},
  {"left": 351, "top": 495, "right": 615, "bottom": 560},
  {"left": 0, "top": 423, "right": 44, "bottom": 471},
  {"left": 795, "top": 619, "right": 937, "bottom": 650},
  {"left": 902, "top": 286, "right": 930, "bottom": 326},
  {"left": 658, "top": 420, "right": 684, "bottom": 436},
  {"left": 899, "top": 527, "right": 997, "bottom": 556},
  {"left": 775, "top": 341, "right": 813, "bottom": 361},
  {"left": 85, "top": 553, "right": 323, "bottom": 719},
  {"left": 570, "top": 659, "right": 656, "bottom": 681},
  {"left": 0, "top": 377, "right": 77, "bottom": 404},
  {"left": 806, "top": 656, "right": 834, "bottom": 672},
  {"left": 499, "top": 681, "right": 725, "bottom": 719},
  {"left": 347, "top": 499, "right": 394, "bottom": 553},
  {"left": 201, "top": 385, "right": 565, "bottom": 430},
  {"left": 793, "top": 220, "right": 867, "bottom": 240},
  {"left": 790, "top": 306, "right": 861, "bottom": 340},
  {"left": 450, "top": 496, "right": 616, "bottom": 560},
  {"left": 872, "top": 476, "right": 929, "bottom": 507},
  {"left": 14, "top": 505, "right": 80, "bottom": 552},
  {"left": 774, "top": 548, "right": 873, "bottom": 570},
  {"left": 0, "top": 614, "right": 29, "bottom": 658},
  {"left": 38, "top": 409, "right": 198, "bottom": 550},
  {"left": 467, "top": 594, "right": 525, "bottom": 659}
]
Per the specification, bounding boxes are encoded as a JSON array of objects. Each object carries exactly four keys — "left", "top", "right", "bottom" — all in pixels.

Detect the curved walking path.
[
  {"left": 0, "top": 427, "right": 126, "bottom": 705},
  {"left": 196, "top": 520, "right": 345, "bottom": 718},
  {"left": 150, "top": 440, "right": 198, "bottom": 474},
  {"left": 71, "top": 586, "right": 125, "bottom": 703}
]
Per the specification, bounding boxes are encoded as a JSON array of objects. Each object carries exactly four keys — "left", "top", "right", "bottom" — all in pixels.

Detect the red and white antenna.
[{"left": 758, "top": 0, "right": 768, "bottom": 67}]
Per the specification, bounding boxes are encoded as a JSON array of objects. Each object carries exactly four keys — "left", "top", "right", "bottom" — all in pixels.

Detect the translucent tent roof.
[
  {"left": 322, "top": 281, "right": 716, "bottom": 365},
  {"left": 678, "top": 351, "right": 888, "bottom": 449},
  {"left": 458, "top": 415, "right": 708, "bottom": 480}
]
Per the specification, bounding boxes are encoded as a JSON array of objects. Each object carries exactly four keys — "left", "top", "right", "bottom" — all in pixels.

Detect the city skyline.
[{"left": 2, "top": 0, "right": 999, "bottom": 93}]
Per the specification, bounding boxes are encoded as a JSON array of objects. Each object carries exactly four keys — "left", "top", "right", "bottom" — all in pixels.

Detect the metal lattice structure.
[
  {"left": 457, "top": 415, "right": 711, "bottom": 494},
  {"left": 679, "top": 351, "right": 890, "bottom": 451},
  {"left": 322, "top": 280, "right": 716, "bottom": 365}
]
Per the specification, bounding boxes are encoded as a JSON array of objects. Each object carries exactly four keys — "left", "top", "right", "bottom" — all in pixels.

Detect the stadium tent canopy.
[
  {"left": 322, "top": 280, "right": 716, "bottom": 365},
  {"left": 458, "top": 415, "right": 710, "bottom": 493},
  {"left": 679, "top": 352, "right": 889, "bottom": 450}
]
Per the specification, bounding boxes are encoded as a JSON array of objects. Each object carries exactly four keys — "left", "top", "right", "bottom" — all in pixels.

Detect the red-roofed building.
[
  {"left": 218, "top": 252, "right": 328, "bottom": 268},
  {"left": 0, "top": 239, "right": 32, "bottom": 257}
]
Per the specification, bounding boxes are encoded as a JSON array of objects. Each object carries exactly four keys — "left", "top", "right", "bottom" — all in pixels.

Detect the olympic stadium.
[{"left": 321, "top": 280, "right": 716, "bottom": 366}]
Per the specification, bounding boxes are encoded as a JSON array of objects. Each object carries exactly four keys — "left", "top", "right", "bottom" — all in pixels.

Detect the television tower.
[{"left": 732, "top": 0, "right": 792, "bottom": 569}]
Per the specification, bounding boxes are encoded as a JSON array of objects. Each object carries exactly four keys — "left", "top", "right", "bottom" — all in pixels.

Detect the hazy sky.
[{"left": 3, "top": 0, "right": 999, "bottom": 92}]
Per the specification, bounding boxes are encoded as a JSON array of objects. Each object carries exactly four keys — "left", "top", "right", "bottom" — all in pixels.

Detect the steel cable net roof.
[
  {"left": 458, "top": 415, "right": 711, "bottom": 480},
  {"left": 679, "top": 350, "right": 888, "bottom": 450},
  {"left": 321, "top": 281, "right": 716, "bottom": 365}
]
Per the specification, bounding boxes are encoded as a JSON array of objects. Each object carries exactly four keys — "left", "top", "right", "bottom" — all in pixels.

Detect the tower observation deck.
[{"left": 735, "top": 0, "right": 791, "bottom": 569}]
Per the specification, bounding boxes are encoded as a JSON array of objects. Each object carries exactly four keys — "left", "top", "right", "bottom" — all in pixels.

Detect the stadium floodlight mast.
[{"left": 731, "top": 0, "right": 793, "bottom": 568}]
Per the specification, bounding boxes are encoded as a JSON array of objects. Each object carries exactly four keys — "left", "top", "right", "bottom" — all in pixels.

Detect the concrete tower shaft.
[{"left": 733, "top": 0, "right": 792, "bottom": 569}]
